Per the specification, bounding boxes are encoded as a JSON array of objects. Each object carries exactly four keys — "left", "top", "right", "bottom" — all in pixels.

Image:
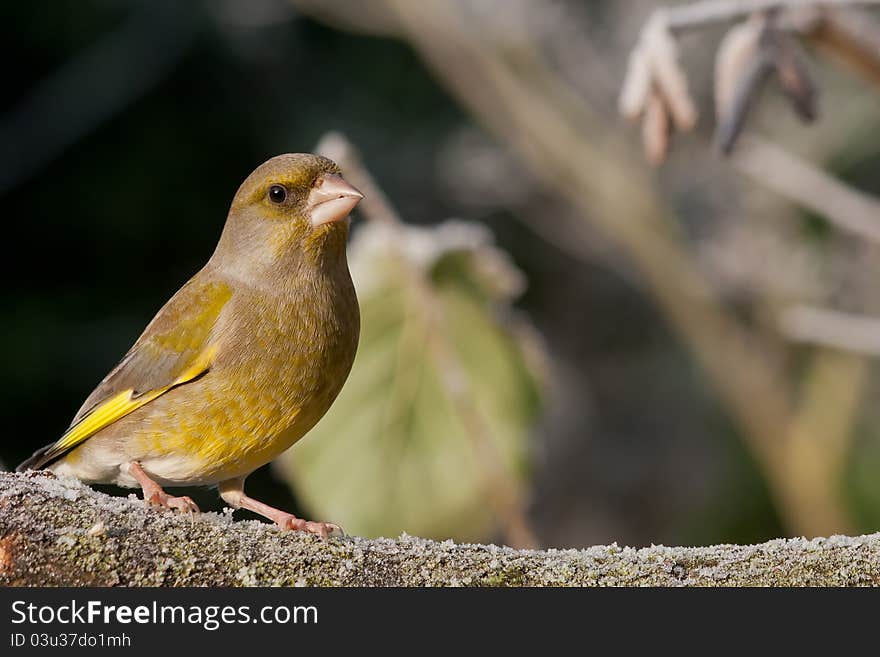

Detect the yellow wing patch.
[{"left": 42, "top": 344, "right": 218, "bottom": 464}]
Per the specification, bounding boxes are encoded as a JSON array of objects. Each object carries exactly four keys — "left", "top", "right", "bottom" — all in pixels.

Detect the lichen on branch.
[{"left": 0, "top": 471, "right": 878, "bottom": 586}]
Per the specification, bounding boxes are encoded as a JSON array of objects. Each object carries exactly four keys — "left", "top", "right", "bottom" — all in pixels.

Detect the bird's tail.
[{"left": 16, "top": 443, "right": 56, "bottom": 472}]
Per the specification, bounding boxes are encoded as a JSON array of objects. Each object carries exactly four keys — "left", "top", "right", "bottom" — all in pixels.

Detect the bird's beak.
[{"left": 307, "top": 174, "right": 364, "bottom": 227}]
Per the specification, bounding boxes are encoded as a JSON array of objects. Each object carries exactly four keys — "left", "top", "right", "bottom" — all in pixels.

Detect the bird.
[{"left": 17, "top": 153, "right": 363, "bottom": 538}]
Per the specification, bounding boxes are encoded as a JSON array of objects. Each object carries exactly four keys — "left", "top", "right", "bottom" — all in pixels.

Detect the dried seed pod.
[
  {"left": 714, "top": 18, "right": 781, "bottom": 155},
  {"left": 619, "top": 46, "right": 652, "bottom": 122},
  {"left": 715, "top": 50, "right": 775, "bottom": 154},
  {"left": 642, "top": 90, "right": 670, "bottom": 165},
  {"left": 771, "top": 32, "right": 818, "bottom": 122},
  {"left": 643, "top": 17, "right": 698, "bottom": 131},
  {"left": 715, "top": 17, "right": 765, "bottom": 125}
]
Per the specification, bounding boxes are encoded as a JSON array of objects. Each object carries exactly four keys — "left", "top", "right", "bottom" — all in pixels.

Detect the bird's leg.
[
  {"left": 218, "top": 477, "right": 343, "bottom": 538},
  {"left": 127, "top": 461, "right": 200, "bottom": 513}
]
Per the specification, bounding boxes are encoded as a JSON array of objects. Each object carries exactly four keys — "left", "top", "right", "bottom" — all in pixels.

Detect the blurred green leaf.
[{"left": 276, "top": 220, "right": 544, "bottom": 541}]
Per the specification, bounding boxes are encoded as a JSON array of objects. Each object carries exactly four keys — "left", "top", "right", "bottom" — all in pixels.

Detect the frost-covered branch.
[
  {"left": 1, "top": 472, "right": 878, "bottom": 586},
  {"left": 656, "top": 0, "right": 880, "bottom": 32},
  {"left": 780, "top": 305, "right": 880, "bottom": 355}
]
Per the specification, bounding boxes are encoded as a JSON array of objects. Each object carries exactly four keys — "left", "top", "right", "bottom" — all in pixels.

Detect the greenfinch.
[{"left": 18, "top": 153, "right": 363, "bottom": 538}]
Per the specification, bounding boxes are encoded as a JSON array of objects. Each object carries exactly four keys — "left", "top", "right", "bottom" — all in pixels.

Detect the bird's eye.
[{"left": 268, "top": 184, "right": 287, "bottom": 204}]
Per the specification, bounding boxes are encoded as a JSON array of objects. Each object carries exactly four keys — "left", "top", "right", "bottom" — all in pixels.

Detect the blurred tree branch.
[
  {"left": 731, "top": 135, "right": 880, "bottom": 244},
  {"left": 782, "top": 306, "right": 880, "bottom": 354},
  {"left": 653, "top": 0, "right": 880, "bottom": 31},
  {"left": 801, "top": 7, "right": 880, "bottom": 86}
]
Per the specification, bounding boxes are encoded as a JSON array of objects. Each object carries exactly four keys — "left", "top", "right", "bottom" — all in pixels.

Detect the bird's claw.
[
  {"left": 145, "top": 491, "right": 200, "bottom": 514},
  {"left": 277, "top": 515, "right": 344, "bottom": 539}
]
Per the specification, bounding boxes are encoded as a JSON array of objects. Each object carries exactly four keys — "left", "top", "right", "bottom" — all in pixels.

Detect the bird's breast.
[
  {"left": 190, "top": 272, "right": 359, "bottom": 474},
  {"left": 118, "top": 268, "right": 359, "bottom": 484}
]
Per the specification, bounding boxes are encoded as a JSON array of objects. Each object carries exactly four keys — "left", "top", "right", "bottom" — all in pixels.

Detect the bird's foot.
[
  {"left": 128, "top": 461, "right": 200, "bottom": 514},
  {"left": 217, "top": 477, "right": 343, "bottom": 539},
  {"left": 275, "top": 514, "right": 343, "bottom": 539},
  {"left": 145, "top": 490, "right": 200, "bottom": 514}
]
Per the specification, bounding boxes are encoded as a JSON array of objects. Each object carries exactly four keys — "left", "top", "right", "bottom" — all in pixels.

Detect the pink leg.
[
  {"left": 128, "top": 461, "right": 200, "bottom": 514},
  {"left": 218, "top": 478, "right": 342, "bottom": 539}
]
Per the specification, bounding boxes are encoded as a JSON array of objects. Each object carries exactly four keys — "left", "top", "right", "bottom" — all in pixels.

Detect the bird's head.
[{"left": 212, "top": 153, "right": 364, "bottom": 278}]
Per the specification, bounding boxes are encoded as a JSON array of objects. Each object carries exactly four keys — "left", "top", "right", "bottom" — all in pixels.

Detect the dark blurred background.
[{"left": 3, "top": 0, "right": 880, "bottom": 549}]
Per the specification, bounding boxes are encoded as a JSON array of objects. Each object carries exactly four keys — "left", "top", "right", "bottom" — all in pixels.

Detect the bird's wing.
[{"left": 18, "top": 277, "right": 233, "bottom": 471}]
